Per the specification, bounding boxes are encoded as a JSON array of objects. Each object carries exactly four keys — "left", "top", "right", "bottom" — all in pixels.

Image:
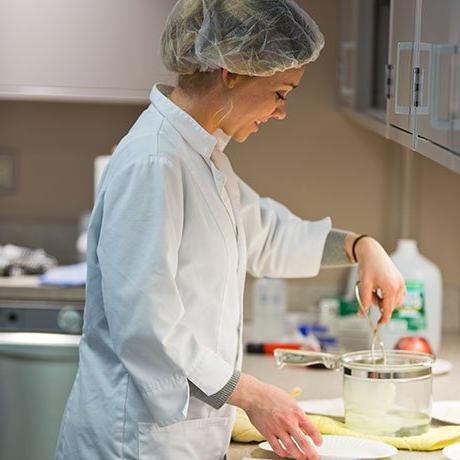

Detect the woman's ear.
[{"left": 221, "top": 69, "right": 239, "bottom": 89}]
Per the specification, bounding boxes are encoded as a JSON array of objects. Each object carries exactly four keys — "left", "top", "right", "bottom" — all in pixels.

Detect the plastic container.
[
  {"left": 336, "top": 298, "right": 372, "bottom": 353},
  {"left": 337, "top": 315, "right": 372, "bottom": 353},
  {"left": 318, "top": 336, "right": 339, "bottom": 353},
  {"left": 318, "top": 297, "right": 340, "bottom": 336},
  {"left": 387, "top": 239, "right": 443, "bottom": 354},
  {"left": 251, "top": 277, "right": 287, "bottom": 342},
  {"left": 297, "top": 324, "right": 321, "bottom": 352}
]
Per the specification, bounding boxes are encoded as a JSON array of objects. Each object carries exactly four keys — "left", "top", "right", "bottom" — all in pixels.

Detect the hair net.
[{"left": 161, "top": 0, "right": 325, "bottom": 77}]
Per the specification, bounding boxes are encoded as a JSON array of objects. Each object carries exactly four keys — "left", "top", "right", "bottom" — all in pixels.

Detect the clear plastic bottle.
[
  {"left": 251, "top": 277, "right": 287, "bottom": 342},
  {"left": 385, "top": 239, "right": 443, "bottom": 353}
]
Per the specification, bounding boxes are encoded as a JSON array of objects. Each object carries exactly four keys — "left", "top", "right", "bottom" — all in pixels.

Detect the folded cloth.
[
  {"left": 232, "top": 409, "right": 460, "bottom": 451},
  {"left": 39, "top": 263, "right": 86, "bottom": 287},
  {"left": 309, "top": 415, "right": 460, "bottom": 451},
  {"left": 232, "top": 408, "right": 265, "bottom": 443}
]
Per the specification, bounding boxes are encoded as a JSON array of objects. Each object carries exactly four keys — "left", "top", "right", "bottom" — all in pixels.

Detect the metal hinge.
[
  {"left": 384, "top": 64, "right": 393, "bottom": 100},
  {"left": 412, "top": 67, "right": 422, "bottom": 107}
]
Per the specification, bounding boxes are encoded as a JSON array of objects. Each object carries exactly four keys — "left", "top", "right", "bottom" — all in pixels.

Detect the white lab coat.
[{"left": 55, "top": 85, "right": 331, "bottom": 460}]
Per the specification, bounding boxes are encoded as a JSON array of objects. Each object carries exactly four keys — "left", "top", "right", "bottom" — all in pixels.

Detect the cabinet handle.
[
  {"left": 339, "top": 41, "right": 356, "bottom": 98},
  {"left": 431, "top": 43, "right": 460, "bottom": 131},
  {"left": 415, "top": 42, "right": 432, "bottom": 116},
  {"left": 395, "top": 42, "right": 431, "bottom": 115}
]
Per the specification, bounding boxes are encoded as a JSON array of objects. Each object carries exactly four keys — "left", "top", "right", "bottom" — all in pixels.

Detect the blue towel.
[{"left": 39, "top": 263, "right": 86, "bottom": 287}]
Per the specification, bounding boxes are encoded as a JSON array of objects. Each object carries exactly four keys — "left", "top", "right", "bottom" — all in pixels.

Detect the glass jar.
[{"left": 342, "top": 350, "right": 434, "bottom": 437}]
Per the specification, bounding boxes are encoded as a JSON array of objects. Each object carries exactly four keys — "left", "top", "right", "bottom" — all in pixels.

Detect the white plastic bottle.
[
  {"left": 251, "top": 277, "right": 287, "bottom": 342},
  {"left": 384, "top": 239, "right": 443, "bottom": 353}
]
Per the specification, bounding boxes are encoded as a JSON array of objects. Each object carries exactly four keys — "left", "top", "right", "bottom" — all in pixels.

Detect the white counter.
[{"left": 228, "top": 332, "right": 460, "bottom": 459}]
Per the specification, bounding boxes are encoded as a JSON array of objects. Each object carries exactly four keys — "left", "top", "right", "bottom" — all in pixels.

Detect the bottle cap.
[{"left": 298, "top": 324, "right": 311, "bottom": 337}]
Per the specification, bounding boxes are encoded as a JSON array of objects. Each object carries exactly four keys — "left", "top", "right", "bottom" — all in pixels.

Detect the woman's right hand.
[{"left": 228, "top": 373, "right": 322, "bottom": 459}]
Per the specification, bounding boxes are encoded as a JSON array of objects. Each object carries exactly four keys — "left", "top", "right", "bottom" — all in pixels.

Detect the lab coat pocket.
[{"left": 138, "top": 416, "right": 232, "bottom": 460}]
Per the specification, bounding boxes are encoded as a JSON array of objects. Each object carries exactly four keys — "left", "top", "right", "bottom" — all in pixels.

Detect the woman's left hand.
[{"left": 351, "top": 236, "right": 405, "bottom": 325}]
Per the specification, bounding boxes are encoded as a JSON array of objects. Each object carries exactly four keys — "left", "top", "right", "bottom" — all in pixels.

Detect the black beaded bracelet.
[{"left": 351, "top": 234, "right": 369, "bottom": 263}]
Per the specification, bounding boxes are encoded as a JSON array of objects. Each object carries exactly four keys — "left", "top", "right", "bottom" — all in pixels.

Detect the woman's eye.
[{"left": 275, "top": 91, "right": 287, "bottom": 101}]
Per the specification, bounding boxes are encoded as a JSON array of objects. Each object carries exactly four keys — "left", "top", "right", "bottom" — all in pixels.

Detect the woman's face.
[{"left": 220, "top": 67, "right": 305, "bottom": 143}]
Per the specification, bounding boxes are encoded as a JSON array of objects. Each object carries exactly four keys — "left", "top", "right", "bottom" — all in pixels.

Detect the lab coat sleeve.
[
  {"left": 238, "top": 179, "right": 332, "bottom": 278},
  {"left": 97, "top": 155, "right": 234, "bottom": 426}
]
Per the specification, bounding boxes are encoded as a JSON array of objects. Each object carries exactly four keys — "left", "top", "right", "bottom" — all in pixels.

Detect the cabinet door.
[
  {"left": 0, "top": 0, "right": 176, "bottom": 103},
  {"left": 387, "top": 0, "right": 418, "bottom": 133},
  {"left": 338, "top": 0, "right": 359, "bottom": 108},
  {"left": 453, "top": 13, "right": 460, "bottom": 156},
  {"left": 417, "top": 0, "right": 460, "bottom": 156}
]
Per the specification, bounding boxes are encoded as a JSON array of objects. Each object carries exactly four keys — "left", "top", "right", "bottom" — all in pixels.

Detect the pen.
[{"left": 245, "top": 342, "right": 303, "bottom": 354}]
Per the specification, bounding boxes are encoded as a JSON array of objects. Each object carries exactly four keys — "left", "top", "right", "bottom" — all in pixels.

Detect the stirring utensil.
[{"left": 355, "top": 282, "right": 387, "bottom": 364}]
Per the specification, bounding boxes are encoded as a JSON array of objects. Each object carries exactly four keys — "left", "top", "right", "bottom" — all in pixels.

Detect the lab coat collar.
[
  {"left": 214, "top": 128, "right": 231, "bottom": 152},
  {"left": 149, "top": 85, "right": 230, "bottom": 160}
]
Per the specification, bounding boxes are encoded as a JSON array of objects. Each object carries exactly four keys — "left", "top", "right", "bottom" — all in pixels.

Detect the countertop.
[
  {"left": 1, "top": 278, "right": 458, "bottom": 458},
  {"left": 228, "top": 332, "right": 460, "bottom": 460},
  {"left": 0, "top": 276, "right": 85, "bottom": 302}
]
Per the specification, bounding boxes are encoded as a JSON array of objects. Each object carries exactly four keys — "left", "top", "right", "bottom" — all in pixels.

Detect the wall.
[
  {"left": 0, "top": 101, "right": 144, "bottom": 261},
  {"left": 0, "top": 0, "right": 459, "bottom": 328}
]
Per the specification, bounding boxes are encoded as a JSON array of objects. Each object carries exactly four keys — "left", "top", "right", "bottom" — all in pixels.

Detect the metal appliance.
[
  {"left": 0, "top": 298, "right": 84, "bottom": 334},
  {"left": 0, "top": 332, "right": 80, "bottom": 460},
  {"left": 0, "top": 295, "right": 83, "bottom": 460}
]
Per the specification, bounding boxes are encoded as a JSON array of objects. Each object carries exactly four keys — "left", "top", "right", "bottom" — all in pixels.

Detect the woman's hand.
[
  {"left": 228, "top": 373, "right": 322, "bottom": 459},
  {"left": 348, "top": 235, "right": 405, "bottom": 324}
]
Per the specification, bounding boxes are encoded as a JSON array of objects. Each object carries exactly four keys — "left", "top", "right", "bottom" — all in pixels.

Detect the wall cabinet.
[
  {"left": 387, "top": 0, "right": 418, "bottom": 136},
  {"left": 0, "top": 0, "right": 176, "bottom": 104},
  {"left": 338, "top": 0, "right": 390, "bottom": 136},
  {"left": 338, "top": 0, "right": 359, "bottom": 109},
  {"left": 416, "top": 0, "right": 460, "bottom": 163},
  {"left": 339, "top": 0, "right": 460, "bottom": 174}
]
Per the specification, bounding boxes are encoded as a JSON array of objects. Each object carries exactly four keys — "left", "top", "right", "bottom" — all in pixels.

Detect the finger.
[
  {"left": 266, "top": 434, "right": 289, "bottom": 458},
  {"left": 299, "top": 415, "right": 322, "bottom": 446},
  {"left": 397, "top": 284, "right": 406, "bottom": 306},
  {"left": 373, "top": 287, "right": 384, "bottom": 300},
  {"left": 372, "top": 290, "right": 382, "bottom": 308},
  {"left": 357, "top": 281, "right": 373, "bottom": 314},
  {"left": 290, "top": 427, "right": 320, "bottom": 460},
  {"left": 278, "top": 433, "right": 304, "bottom": 459},
  {"left": 378, "top": 293, "right": 397, "bottom": 325}
]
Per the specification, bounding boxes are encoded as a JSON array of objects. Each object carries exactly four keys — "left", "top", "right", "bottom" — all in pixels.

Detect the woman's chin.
[
  {"left": 233, "top": 126, "right": 257, "bottom": 143},
  {"left": 234, "top": 134, "right": 248, "bottom": 143}
]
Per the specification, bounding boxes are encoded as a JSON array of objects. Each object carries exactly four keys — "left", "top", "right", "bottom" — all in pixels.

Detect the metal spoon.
[{"left": 354, "top": 281, "right": 387, "bottom": 364}]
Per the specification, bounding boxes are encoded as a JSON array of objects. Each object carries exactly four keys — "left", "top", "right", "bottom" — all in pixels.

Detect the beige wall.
[
  {"left": 0, "top": 101, "right": 143, "bottom": 220},
  {"left": 0, "top": 1, "right": 459, "bottom": 306}
]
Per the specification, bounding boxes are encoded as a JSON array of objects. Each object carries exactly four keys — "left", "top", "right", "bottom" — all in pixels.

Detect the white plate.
[
  {"left": 298, "top": 398, "right": 345, "bottom": 417},
  {"left": 432, "top": 401, "right": 460, "bottom": 425},
  {"left": 433, "top": 358, "right": 453, "bottom": 376},
  {"left": 443, "top": 441, "right": 460, "bottom": 460},
  {"left": 259, "top": 435, "right": 397, "bottom": 459}
]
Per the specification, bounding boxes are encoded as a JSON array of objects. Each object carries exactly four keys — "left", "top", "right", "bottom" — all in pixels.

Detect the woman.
[{"left": 56, "top": 1, "right": 405, "bottom": 459}]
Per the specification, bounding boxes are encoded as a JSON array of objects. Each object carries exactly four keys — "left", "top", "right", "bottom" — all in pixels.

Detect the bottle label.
[{"left": 391, "top": 280, "right": 426, "bottom": 331}]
